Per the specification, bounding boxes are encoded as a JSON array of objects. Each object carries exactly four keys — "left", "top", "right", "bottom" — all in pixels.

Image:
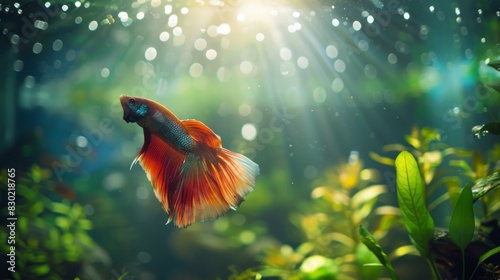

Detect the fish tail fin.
[{"left": 168, "top": 120, "right": 259, "bottom": 227}]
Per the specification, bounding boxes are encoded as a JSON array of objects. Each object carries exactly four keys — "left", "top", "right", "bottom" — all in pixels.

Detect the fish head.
[{"left": 120, "top": 95, "right": 150, "bottom": 123}]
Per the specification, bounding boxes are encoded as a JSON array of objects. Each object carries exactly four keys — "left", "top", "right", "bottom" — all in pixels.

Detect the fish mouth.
[{"left": 120, "top": 94, "right": 134, "bottom": 123}]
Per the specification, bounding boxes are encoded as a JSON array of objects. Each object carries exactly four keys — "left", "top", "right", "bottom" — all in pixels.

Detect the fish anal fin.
[{"left": 137, "top": 130, "right": 185, "bottom": 214}]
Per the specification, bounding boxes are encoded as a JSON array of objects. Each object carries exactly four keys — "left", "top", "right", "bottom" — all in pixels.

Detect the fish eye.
[{"left": 128, "top": 98, "right": 136, "bottom": 105}]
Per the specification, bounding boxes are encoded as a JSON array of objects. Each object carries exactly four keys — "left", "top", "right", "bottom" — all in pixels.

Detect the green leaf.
[
  {"left": 449, "top": 185, "right": 474, "bottom": 252},
  {"left": 358, "top": 225, "right": 399, "bottom": 280},
  {"left": 470, "top": 246, "right": 500, "bottom": 279},
  {"left": 394, "top": 151, "right": 434, "bottom": 257}
]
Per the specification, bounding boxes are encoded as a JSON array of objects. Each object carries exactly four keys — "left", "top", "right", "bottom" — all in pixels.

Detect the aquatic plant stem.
[{"left": 427, "top": 257, "right": 442, "bottom": 280}]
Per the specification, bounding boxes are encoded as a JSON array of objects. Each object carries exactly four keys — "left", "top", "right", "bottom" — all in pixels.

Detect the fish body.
[{"left": 120, "top": 95, "right": 259, "bottom": 227}]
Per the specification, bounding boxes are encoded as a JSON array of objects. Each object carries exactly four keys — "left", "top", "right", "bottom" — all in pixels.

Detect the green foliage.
[
  {"left": 394, "top": 151, "right": 435, "bottom": 257},
  {"left": 449, "top": 184, "right": 475, "bottom": 252},
  {"left": 358, "top": 225, "right": 398, "bottom": 280},
  {"left": 0, "top": 166, "right": 106, "bottom": 280}
]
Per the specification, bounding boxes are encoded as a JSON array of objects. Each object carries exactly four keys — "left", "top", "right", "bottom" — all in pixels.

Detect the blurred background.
[{"left": 1, "top": 0, "right": 499, "bottom": 279}]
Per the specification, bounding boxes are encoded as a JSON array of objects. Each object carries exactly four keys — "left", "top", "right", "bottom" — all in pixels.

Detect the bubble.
[
  {"left": 207, "top": 25, "right": 219, "bottom": 37},
  {"left": 464, "top": 49, "right": 473, "bottom": 59},
  {"left": 241, "top": 123, "right": 257, "bottom": 141},
  {"left": 313, "top": 87, "right": 326, "bottom": 103},
  {"left": 334, "top": 59, "right": 346, "bottom": 73},
  {"left": 217, "top": 67, "right": 228, "bottom": 82},
  {"left": 66, "top": 50, "right": 76, "bottom": 61},
  {"left": 168, "top": 14, "right": 178, "bottom": 27},
  {"left": 13, "top": 60, "right": 23, "bottom": 72},
  {"left": 159, "top": 31, "right": 170, "bottom": 41},
  {"left": 52, "top": 39, "right": 63, "bottom": 51},
  {"left": 10, "top": 34, "right": 20, "bottom": 45},
  {"left": 332, "top": 18, "right": 340, "bottom": 26},
  {"left": 331, "top": 78, "right": 344, "bottom": 93},
  {"left": 75, "top": 1, "right": 81, "bottom": 8},
  {"left": 194, "top": 38, "right": 207, "bottom": 50},
  {"left": 137, "top": 252, "right": 151, "bottom": 264},
  {"left": 151, "top": 0, "right": 161, "bottom": 7},
  {"left": 403, "top": 12, "right": 410, "bottom": 20},
  {"left": 240, "top": 60, "right": 253, "bottom": 75},
  {"left": 24, "top": 75, "right": 35, "bottom": 88},
  {"left": 173, "top": 26, "right": 182, "bottom": 36},
  {"left": 62, "top": 4, "right": 68, "bottom": 11},
  {"left": 358, "top": 40, "right": 369, "bottom": 52},
  {"left": 367, "top": 15, "right": 374, "bottom": 23},
  {"left": 388, "top": 53, "right": 397, "bottom": 64},
  {"left": 180, "top": 7, "right": 189, "bottom": 14},
  {"left": 144, "top": 47, "right": 157, "bottom": 61},
  {"left": 136, "top": 11, "right": 145, "bottom": 20},
  {"left": 189, "top": 63, "right": 203, "bottom": 77},
  {"left": 279, "top": 48, "right": 292, "bottom": 60},
  {"left": 34, "top": 20, "right": 48, "bottom": 30},
  {"left": 297, "top": 56, "right": 309, "bottom": 69},
  {"left": 429, "top": 6, "right": 435, "bottom": 12},
  {"left": 217, "top": 23, "right": 231, "bottom": 35},
  {"left": 239, "top": 104, "right": 251, "bottom": 116},
  {"left": 88, "top": 20, "right": 98, "bottom": 31},
  {"left": 136, "top": 186, "right": 149, "bottom": 199},
  {"left": 326, "top": 45, "right": 338, "bottom": 58},
  {"left": 76, "top": 136, "right": 88, "bottom": 147},
  {"left": 256, "top": 33, "right": 265, "bottom": 42},
  {"left": 363, "top": 64, "right": 377, "bottom": 78},
  {"left": 304, "top": 165, "right": 318, "bottom": 179},
  {"left": 206, "top": 49, "right": 217, "bottom": 60},
  {"left": 101, "top": 68, "right": 110, "bottom": 78},
  {"left": 164, "top": 5, "right": 172, "bottom": 14},
  {"left": 352, "top": 21, "right": 362, "bottom": 31},
  {"left": 32, "top": 42, "right": 43, "bottom": 54},
  {"left": 75, "top": 16, "right": 82, "bottom": 24},
  {"left": 53, "top": 60, "right": 61, "bottom": 69}
]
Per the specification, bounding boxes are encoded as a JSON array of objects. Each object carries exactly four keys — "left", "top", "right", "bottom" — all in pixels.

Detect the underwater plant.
[
  {"left": 0, "top": 166, "right": 109, "bottom": 280},
  {"left": 229, "top": 127, "right": 500, "bottom": 280}
]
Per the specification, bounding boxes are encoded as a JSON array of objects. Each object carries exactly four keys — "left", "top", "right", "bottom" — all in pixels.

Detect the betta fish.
[{"left": 120, "top": 95, "right": 259, "bottom": 228}]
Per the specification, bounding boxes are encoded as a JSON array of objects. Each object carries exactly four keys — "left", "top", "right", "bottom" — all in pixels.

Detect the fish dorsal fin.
[
  {"left": 134, "top": 129, "right": 185, "bottom": 214},
  {"left": 182, "top": 119, "right": 222, "bottom": 148}
]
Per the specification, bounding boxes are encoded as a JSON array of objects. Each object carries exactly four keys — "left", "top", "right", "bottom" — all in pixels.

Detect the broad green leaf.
[
  {"left": 358, "top": 225, "right": 399, "bottom": 280},
  {"left": 449, "top": 185, "right": 474, "bottom": 251},
  {"left": 395, "top": 151, "right": 434, "bottom": 257}
]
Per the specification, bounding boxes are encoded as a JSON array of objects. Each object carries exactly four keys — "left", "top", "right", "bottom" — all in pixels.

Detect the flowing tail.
[{"left": 135, "top": 119, "right": 259, "bottom": 228}]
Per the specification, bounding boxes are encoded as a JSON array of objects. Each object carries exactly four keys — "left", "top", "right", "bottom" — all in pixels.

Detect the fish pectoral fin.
[{"left": 136, "top": 130, "right": 185, "bottom": 214}]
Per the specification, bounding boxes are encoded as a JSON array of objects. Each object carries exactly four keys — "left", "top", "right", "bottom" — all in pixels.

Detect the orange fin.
[
  {"left": 182, "top": 119, "right": 222, "bottom": 148},
  {"left": 134, "top": 129, "right": 185, "bottom": 214},
  {"left": 169, "top": 147, "right": 259, "bottom": 227},
  {"left": 165, "top": 119, "right": 259, "bottom": 227}
]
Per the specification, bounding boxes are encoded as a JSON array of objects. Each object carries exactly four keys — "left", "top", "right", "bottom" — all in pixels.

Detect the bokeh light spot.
[
  {"left": 144, "top": 47, "right": 157, "bottom": 61},
  {"left": 241, "top": 123, "right": 257, "bottom": 141}
]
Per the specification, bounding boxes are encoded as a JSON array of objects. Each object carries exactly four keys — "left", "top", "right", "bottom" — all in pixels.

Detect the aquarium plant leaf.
[
  {"left": 472, "top": 123, "right": 500, "bottom": 139},
  {"left": 470, "top": 246, "right": 500, "bottom": 279},
  {"left": 472, "top": 172, "right": 500, "bottom": 202},
  {"left": 487, "top": 60, "right": 500, "bottom": 71},
  {"left": 395, "top": 151, "right": 434, "bottom": 257},
  {"left": 359, "top": 225, "right": 399, "bottom": 280},
  {"left": 449, "top": 184, "right": 474, "bottom": 252}
]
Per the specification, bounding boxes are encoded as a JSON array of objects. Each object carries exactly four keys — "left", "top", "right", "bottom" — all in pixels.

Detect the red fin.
[
  {"left": 135, "top": 129, "right": 185, "bottom": 215},
  {"left": 169, "top": 147, "right": 259, "bottom": 227},
  {"left": 182, "top": 119, "right": 222, "bottom": 148}
]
